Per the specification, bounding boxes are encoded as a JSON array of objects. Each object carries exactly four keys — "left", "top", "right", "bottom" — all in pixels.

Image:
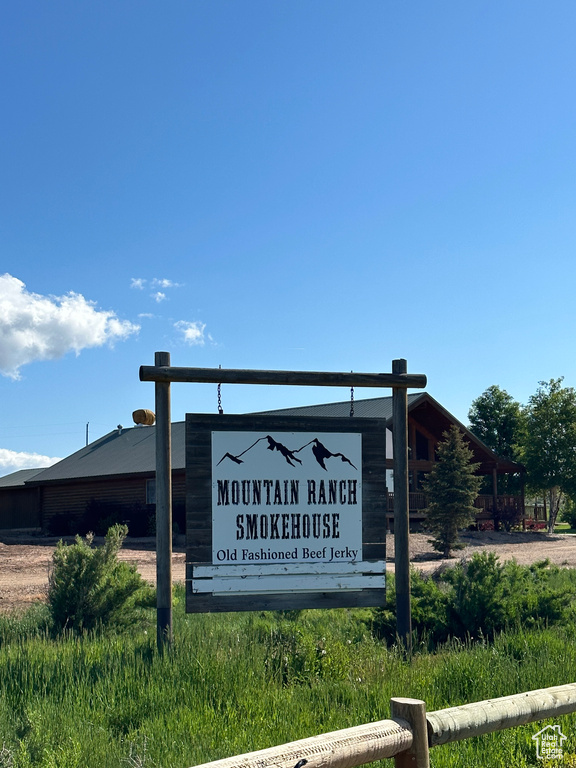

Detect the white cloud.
[
  {"left": 175, "top": 320, "right": 207, "bottom": 345},
  {"left": 131, "top": 277, "right": 183, "bottom": 302},
  {"left": 0, "top": 448, "right": 61, "bottom": 475},
  {"left": 152, "top": 278, "right": 182, "bottom": 289},
  {"left": 0, "top": 274, "right": 140, "bottom": 379}
]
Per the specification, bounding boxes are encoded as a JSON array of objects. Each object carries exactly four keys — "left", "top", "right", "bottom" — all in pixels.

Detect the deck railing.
[
  {"left": 387, "top": 492, "right": 524, "bottom": 517},
  {"left": 188, "top": 682, "right": 576, "bottom": 768},
  {"left": 387, "top": 492, "right": 427, "bottom": 512},
  {"left": 474, "top": 494, "right": 523, "bottom": 513}
]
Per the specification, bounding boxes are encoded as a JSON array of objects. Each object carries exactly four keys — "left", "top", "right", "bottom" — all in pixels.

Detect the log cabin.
[{"left": 0, "top": 392, "right": 525, "bottom": 534}]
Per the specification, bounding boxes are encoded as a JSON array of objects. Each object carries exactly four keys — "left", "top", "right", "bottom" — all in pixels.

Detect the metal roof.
[
  {"left": 0, "top": 468, "right": 45, "bottom": 488},
  {"left": 25, "top": 396, "right": 417, "bottom": 485},
  {"left": 27, "top": 422, "right": 187, "bottom": 484},
  {"left": 252, "top": 392, "right": 425, "bottom": 421},
  {"left": 23, "top": 392, "right": 521, "bottom": 485}
]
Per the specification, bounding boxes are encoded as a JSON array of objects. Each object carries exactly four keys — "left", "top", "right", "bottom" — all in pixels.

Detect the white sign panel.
[{"left": 211, "top": 431, "right": 362, "bottom": 566}]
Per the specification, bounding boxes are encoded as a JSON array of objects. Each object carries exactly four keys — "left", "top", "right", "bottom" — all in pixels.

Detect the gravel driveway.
[{"left": 1, "top": 530, "right": 574, "bottom": 613}]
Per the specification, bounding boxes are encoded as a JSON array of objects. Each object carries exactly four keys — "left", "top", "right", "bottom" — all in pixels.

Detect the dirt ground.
[
  {"left": 2, "top": 530, "right": 576, "bottom": 613},
  {"left": 0, "top": 536, "right": 187, "bottom": 614}
]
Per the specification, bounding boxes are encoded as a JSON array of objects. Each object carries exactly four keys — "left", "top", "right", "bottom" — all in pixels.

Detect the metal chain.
[
  {"left": 217, "top": 365, "right": 224, "bottom": 414},
  {"left": 350, "top": 373, "right": 354, "bottom": 417}
]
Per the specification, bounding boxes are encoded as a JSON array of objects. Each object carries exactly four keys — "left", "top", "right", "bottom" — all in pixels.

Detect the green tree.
[
  {"left": 468, "top": 384, "right": 524, "bottom": 459},
  {"left": 523, "top": 378, "right": 576, "bottom": 533},
  {"left": 422, "top": 425, "right": 482, "bottom": 557},
  {"left": 468, "top": 385, "right": 524, "bottom": 494}
]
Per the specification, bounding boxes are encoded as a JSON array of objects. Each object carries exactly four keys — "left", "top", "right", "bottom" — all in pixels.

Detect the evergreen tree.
[
  {"left": 48, "top": 524, "right": 154, "bottom": 633},
  {"left": 422, "top": 425, "right": 482, "bottom": 557}
]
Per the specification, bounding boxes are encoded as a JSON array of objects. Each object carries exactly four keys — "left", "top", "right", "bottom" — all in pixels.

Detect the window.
[{"left": 415, "top": 429, "right": 430, "bottom": 461}]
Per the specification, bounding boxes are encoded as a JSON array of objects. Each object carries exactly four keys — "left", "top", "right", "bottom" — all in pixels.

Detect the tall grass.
[{"left": 1, "top": 586, "right": 576, "bottom": 767}]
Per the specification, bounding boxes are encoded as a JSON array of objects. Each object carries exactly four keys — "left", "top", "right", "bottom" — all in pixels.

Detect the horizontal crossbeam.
[
  {"left": 139, "top": 365, "right": 427, "bottom": 389},
  {"left": 188, "top": 717, "right": 413, "bottom": 768},
  {"left": 427, "top": 682, "right": 576, "bottom": 746}
]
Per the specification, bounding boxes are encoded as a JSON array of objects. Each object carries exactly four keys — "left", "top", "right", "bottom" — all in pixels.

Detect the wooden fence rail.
[{"left": 188, "top": 682, "right": 576, "bottom": 768}]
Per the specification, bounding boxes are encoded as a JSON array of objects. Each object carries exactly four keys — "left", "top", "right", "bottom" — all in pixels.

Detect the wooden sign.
[{"left": 186, "top": 414, "right": 387, "bottom": 612}]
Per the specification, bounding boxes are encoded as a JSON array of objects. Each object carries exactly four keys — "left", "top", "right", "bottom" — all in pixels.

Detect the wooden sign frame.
[{"left": 185, "top": 413, "right": 387, "bottom": 612}]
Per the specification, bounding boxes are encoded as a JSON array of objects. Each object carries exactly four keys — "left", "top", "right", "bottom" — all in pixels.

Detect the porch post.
[{"left": 492, "top": 466, "right": 498, "bottom": 529}]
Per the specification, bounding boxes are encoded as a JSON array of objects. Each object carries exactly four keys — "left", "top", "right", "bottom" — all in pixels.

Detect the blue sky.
[{"left": 1, "top": 1, "right": 576, "bottom": 474}]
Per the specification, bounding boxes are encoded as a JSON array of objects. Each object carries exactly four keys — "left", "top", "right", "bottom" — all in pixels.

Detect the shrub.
[
  {"left": 372, "top": 553, "right": 575, "bottom": 648},
  {"left": 562, "top": 497, "right": 576, "bottom": 529},
  {"left": 48, "top": 524, "right": 154, "bottom": 633},
  {"left": 46, "top": 513, "right": 78, "bottom": 536},
  {"left": 444, "top": 551, "right": 508, "bottom": 637},
  {"left": 444, "top": 554, "right": 573, "bottom": 638},
  {"left": 372, "top": 569, "right": 451, "bottom": 647},
  {"left": 78, "top": 499, "right": 156, "bottom": 537}
]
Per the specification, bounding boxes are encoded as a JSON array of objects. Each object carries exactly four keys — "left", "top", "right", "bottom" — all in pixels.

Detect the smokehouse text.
[{"left": 216, "top": 478, "right": 358, "bottom": 542}]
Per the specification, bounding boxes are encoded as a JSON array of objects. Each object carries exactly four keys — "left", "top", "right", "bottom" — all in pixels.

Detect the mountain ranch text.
[{"left": 217, "top": 478, "right": 358, "bottom": 507}]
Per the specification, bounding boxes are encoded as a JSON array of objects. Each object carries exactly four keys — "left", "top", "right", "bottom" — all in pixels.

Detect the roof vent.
[
  {"left": 133, "top": 409, "right": 156, "bottom": 426},
  {"left": 117, "top": 424, "right": 123, "bottom": 434}
]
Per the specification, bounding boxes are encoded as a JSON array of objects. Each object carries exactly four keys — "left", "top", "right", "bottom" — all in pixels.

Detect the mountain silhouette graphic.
[
  {"left": 309, "top": 438, "right": 357, "bottom": 471},
  {"left": 217, "top": 435, "right": 357, "bottom": 471}
]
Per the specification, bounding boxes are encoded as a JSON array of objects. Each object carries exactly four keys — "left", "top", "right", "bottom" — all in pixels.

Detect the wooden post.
[
  {"left": 392, "top": 359, "right": 412, "bottom": 652},
  {"left": 390, "top": 698, "right": 430, "bottom": 768},
  {"left": 155, "top": 351, "right": 173, "bottom": 651},
  {"left": 492, "top": 466, "right": 498, "bottom": 529}
]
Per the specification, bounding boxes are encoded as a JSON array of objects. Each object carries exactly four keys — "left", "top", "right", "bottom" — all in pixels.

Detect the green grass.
[
  {"left": 555, "top": 522, "right": 576, "bottom": 534},
  {"left": 1, "top": 586, "right": 576, "bottom": 767}
]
